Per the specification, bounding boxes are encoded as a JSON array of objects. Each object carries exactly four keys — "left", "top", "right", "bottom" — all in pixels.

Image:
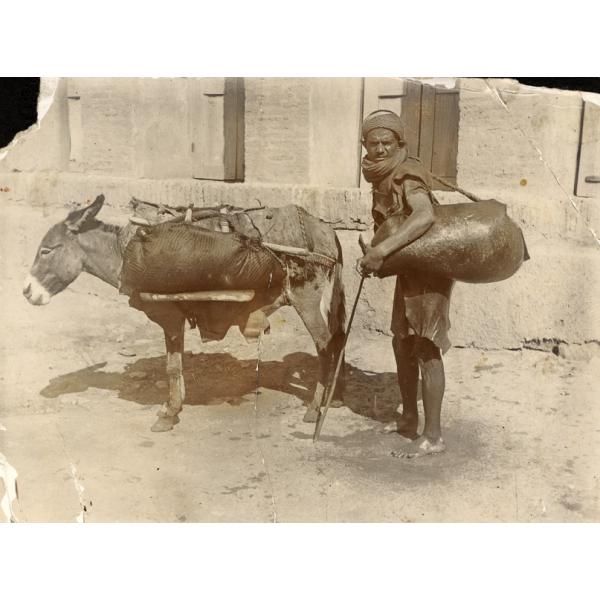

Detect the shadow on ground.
[
  {"left": 40, "top": 351, "right": 403, "bottom": 423},
  {"left": 35, "top": 348, "right": 490, "bottom": 500}
]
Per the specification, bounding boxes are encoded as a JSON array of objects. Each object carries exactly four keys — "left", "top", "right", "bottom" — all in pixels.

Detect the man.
[{"left": 358, "top": 109, "right": 454, "bottom": 458}]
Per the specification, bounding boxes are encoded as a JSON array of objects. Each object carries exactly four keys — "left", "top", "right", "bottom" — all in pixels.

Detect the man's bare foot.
[
  {"left": 381, "top": 414, "right": 418, "bottom": 439},
  {"left": 391, "top": 436, "right": 445, "bottom": 459}
]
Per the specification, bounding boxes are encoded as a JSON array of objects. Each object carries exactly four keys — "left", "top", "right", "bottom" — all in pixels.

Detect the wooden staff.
[{"left": 313, "top": 275, "right": 365, "bottom": 442}]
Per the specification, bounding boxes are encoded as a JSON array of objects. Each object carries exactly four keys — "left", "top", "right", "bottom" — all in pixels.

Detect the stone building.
[{"left": 2, "top": 77, "right": 599, "bottom": 349}]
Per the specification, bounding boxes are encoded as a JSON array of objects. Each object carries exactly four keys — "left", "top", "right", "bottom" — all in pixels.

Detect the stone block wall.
[
  {"left": 244, "top": 78, "right": 312, "bottom": 184},
  {"left": 1, "top": 77, "right": 599, "bottom": 348},
  {"left": 456, "top": 78, "right": 598, "bottom": 245},
  {"left": 244, "top": 77, "right": 362, "bottom": 187}
]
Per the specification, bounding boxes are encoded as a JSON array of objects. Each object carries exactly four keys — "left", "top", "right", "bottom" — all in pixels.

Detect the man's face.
[{"left": 363, "top": 128, "right": 401, "bottom": 161}]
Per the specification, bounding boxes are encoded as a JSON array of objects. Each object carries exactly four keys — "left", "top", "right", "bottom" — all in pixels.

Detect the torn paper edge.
[
  {"left": 0, "top": 452, "right": 19, "bottom": 523},
  {"left": 0, "top": 77, "right": 60, "bottom": 161},
  {"left": 582, "top": 91, "right": 600, "bottom": 108}
]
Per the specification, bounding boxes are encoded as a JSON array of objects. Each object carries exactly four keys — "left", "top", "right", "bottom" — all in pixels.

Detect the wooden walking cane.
[{"left": 313, "top": 271, "right": 366, "bottom": 443}]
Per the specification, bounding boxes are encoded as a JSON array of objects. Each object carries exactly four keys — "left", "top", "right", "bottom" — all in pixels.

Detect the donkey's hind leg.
[
  {"left": 288, "top": 267, "right": 345, "bottom": 424},
  {"left": 301, "top": 348, "right": 341, "bottom": 424}
]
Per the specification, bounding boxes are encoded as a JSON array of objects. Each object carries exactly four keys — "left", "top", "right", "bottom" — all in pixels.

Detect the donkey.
[{"left": 23, "top": 194, "right": 346, "bottom": 432}]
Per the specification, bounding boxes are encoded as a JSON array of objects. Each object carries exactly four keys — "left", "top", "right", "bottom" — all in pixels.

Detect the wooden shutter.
[
  {"left": 575, "top": 100, "right": 600, "bottom": 198},
  {"left": 402, "top": 82, "right": 460, "bottom": 189},
  {"left": 402, "top": 80, "right": 423, "bottom": 158},
  {"left": 363, "top": 77, "right": 405, "bottom": 119},
  {"left": 223, "top": 78, "right": 245, "bottom": 181},
  {"left": 430, "top": 87, "right": 460, "bottom": 187},
  {"left": 66, "top": 80, "right": 83, "bottom": 166},
  {"left": 189, "top": 77, "right": 245, "bottom": 181}
]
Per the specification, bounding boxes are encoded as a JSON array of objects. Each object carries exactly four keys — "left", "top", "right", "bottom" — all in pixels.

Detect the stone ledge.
[
  {"left": 0, "top": 171, "right": 372, "bottom": 231},
  {"left": 1, "top": 171, "right": 598, "bottom": 243}
]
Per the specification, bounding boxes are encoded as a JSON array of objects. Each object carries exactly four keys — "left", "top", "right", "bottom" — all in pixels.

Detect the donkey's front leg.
[{"left": 152, "top": 318, "right": 186, "bottom": 432}]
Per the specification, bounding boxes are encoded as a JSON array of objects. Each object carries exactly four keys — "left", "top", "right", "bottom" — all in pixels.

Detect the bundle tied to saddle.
[
  {"left": 119, "top": 222, "right": 285, "bottom": 296},
  {"left": 120, "top": 201, "right": 340, "bottom": 344}
]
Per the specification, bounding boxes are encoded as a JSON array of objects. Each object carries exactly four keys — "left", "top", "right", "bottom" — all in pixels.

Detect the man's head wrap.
[{"left": 361, "top": 110, "right": 405, "bottom": 142}]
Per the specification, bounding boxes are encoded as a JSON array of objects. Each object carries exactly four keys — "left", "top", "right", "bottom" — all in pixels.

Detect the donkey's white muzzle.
[{"left": 22, "top": 275, "right": 51, "bottom": 306}]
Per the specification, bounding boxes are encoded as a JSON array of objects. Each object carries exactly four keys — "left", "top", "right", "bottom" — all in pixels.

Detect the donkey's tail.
[{"left": 328, "top": 235, "right": 346, "bottom": 337}]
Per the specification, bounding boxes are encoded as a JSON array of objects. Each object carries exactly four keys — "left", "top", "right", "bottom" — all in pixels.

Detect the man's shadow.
[{"left": 39, "top": 351, "right": 402, "bottom": 423}]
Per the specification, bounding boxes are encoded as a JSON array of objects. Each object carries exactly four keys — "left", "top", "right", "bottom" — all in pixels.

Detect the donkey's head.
[{"left": 23, "top": 194, "right": 106, "bottom": 305}]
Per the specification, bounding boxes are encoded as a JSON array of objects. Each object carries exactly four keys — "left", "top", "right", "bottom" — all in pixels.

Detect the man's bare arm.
[
  {"left": 359, "top": 188, "right": 435, "bottom": 275},
  {"left": 373, "top": 191, "right": 435, "bottom": 258}
]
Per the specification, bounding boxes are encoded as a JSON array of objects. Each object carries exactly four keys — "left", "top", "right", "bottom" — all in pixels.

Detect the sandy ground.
[{"left": 1, "top": 196, "right": 599, "bottom": 522}]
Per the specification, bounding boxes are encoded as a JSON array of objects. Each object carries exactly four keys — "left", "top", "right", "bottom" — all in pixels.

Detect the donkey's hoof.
[
  {"left": 330, "top": 399, "right": 343, "bottom": 408},
  {"left": 303, "top": 407, "right": 320, "bottom": 423},
  {"left": 151, "top": 415, "right": 180, "bottom": 432}
]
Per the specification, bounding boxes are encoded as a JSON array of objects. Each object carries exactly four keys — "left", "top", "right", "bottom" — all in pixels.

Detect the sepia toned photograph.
[{"left": 1, "top": 75, "right": 599, "bottom": 524}]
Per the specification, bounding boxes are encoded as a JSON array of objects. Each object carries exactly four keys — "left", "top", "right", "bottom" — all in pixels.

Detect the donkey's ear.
[{"left": 66, "top": 194, "right": 105, "bottom": 232}]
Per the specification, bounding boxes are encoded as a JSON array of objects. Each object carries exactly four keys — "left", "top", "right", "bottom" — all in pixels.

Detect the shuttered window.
[
  {"left": 575, "top": 100, "right": 600, "bottom": 198},
  {"left": 190, "top": 77, "right": 245, "bottom": 182},
  {"left": 361, "top": 78, "right": 460, "bottom": 190}
]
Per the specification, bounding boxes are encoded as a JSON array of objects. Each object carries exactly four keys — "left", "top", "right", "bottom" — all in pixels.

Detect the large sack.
[
  {"left": 372, "top": 199, "right": 529, "bottom": 283},
  {"left": 120, "top": 222, "right": 284, "bottom": 295},
  {"left": 129, "top": 199, "right": 340, "bottom": 264}
]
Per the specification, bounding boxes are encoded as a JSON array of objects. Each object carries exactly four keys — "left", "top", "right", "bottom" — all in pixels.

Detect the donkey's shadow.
[{"left": 40, "top": 351, "right": 402, "bottom": 423}]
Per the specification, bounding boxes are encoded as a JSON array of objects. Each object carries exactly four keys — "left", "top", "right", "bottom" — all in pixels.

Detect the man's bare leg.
[
  {"left": 383, "top": 335, "right": 419, "bottom": 438},
  {"left": 392, "top": 339, "right": 446, "bottom": 458}
]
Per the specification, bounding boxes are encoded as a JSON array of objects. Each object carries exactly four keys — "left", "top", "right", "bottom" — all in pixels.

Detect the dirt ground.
[{"left": 1, "top": 196, "right": 599, "bottom": 522}]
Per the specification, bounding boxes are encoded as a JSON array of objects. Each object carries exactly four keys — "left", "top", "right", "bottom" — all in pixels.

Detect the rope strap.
[{"left": 430, "top": 174, "right": 486, "bottom": 203}]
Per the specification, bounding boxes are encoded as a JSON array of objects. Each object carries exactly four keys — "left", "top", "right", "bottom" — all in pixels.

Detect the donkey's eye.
[{"left": 40, "top": 244, "right": 62, "bottom": 256}]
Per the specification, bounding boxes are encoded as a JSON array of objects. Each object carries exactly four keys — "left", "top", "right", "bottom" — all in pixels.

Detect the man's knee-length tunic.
[{"left": 369, "top": 155, "right": 454, "bottom": 354}]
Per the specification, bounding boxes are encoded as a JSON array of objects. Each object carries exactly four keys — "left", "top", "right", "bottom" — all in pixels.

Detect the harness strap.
[{"left": 430, "top": 174, "right": 486, "bottom": 203}]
